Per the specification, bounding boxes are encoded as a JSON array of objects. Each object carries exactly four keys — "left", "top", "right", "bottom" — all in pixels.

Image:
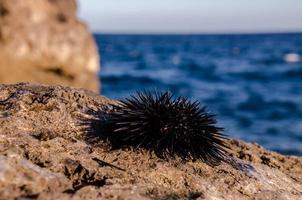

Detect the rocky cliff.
[
  {"left": 0, "top": 83, "right": 301, "bottom": 200},
  {"left": 0, "top": 0, "right": 100, "bottom": 92}
]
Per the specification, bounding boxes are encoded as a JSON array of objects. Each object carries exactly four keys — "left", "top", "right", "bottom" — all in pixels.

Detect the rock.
[
  {"left": 0, "top": 0, "right": 100, "bottom": 92},
  {"left": 0, "top": 153, "right": 71, "bottom": 199},
  {"left": 0, "top": 83, "right": 301, "bottom": 200}
]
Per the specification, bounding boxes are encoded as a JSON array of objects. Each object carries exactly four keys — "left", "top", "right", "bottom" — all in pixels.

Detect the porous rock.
[
  {"left": 0, "top": 83, "right": 301, "bottom": 200},
  {"left": 0, "top": 0, "right": 100, "bottom": 92}
]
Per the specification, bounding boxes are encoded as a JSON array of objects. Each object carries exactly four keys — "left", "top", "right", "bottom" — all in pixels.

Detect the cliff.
[
  {"left": 0, "top": 83, "right": 301, "bottom": 200},
  {"left": 0, "top": 0, "right": 100, "bottom": 92}
]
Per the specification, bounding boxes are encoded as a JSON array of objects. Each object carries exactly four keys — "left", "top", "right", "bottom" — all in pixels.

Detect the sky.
[{"left": 78, "top": 0, "right": 302, "bottom": 34}]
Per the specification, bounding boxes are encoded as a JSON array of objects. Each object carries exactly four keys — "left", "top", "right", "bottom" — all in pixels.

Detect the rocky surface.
[
  {"left": 0, "top": 83, "right": 301, "bottom": 200},
  {"left": 0, "top": 0, "right": 100, "bottom": 92}
]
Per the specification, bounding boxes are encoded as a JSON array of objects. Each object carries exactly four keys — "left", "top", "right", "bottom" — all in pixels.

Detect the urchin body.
[{"left": 102, "top": 91, "right": 229, "bottom": 165}]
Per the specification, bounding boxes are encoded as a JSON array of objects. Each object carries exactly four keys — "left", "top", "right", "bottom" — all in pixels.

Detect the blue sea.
[{"left": 94, "top": 33, "right": 302, "bottom": 156}]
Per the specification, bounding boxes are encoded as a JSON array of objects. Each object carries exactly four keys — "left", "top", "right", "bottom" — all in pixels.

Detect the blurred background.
[
  {"left": 79, "top": 0, "right": 302, "bottom": 155},
  {"left": 0, "top": 0, "right": 301, "bottom": 156}
]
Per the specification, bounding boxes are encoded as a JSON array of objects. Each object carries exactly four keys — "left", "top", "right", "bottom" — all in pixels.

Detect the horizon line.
[{"left": 92, "top": 30, "right": 302, "bottom": 35}]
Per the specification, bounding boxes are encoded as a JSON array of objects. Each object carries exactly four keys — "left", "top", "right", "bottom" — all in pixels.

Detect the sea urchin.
[{"left": 102, "top": 91, "right": 229, "bottom": 165}]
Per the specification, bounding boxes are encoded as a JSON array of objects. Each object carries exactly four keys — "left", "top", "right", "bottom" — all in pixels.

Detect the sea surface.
[{"left": 94, "top": 33, "right": 302, "bottom": 156}]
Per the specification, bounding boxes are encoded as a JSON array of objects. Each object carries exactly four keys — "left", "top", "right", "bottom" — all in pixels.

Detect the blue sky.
[{"left": 78, "top": 0, "right": 302, "bottom": 33}]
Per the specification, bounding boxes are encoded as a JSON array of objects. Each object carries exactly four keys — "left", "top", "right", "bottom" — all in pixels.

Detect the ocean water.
[{"left": 94, "top": 33, "right": 302, "bottom": 156}]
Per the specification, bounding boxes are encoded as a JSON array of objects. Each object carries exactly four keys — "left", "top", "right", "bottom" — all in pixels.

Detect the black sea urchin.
[{"left": 102, "top": 91, "right": 229, "bottom": 165}]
